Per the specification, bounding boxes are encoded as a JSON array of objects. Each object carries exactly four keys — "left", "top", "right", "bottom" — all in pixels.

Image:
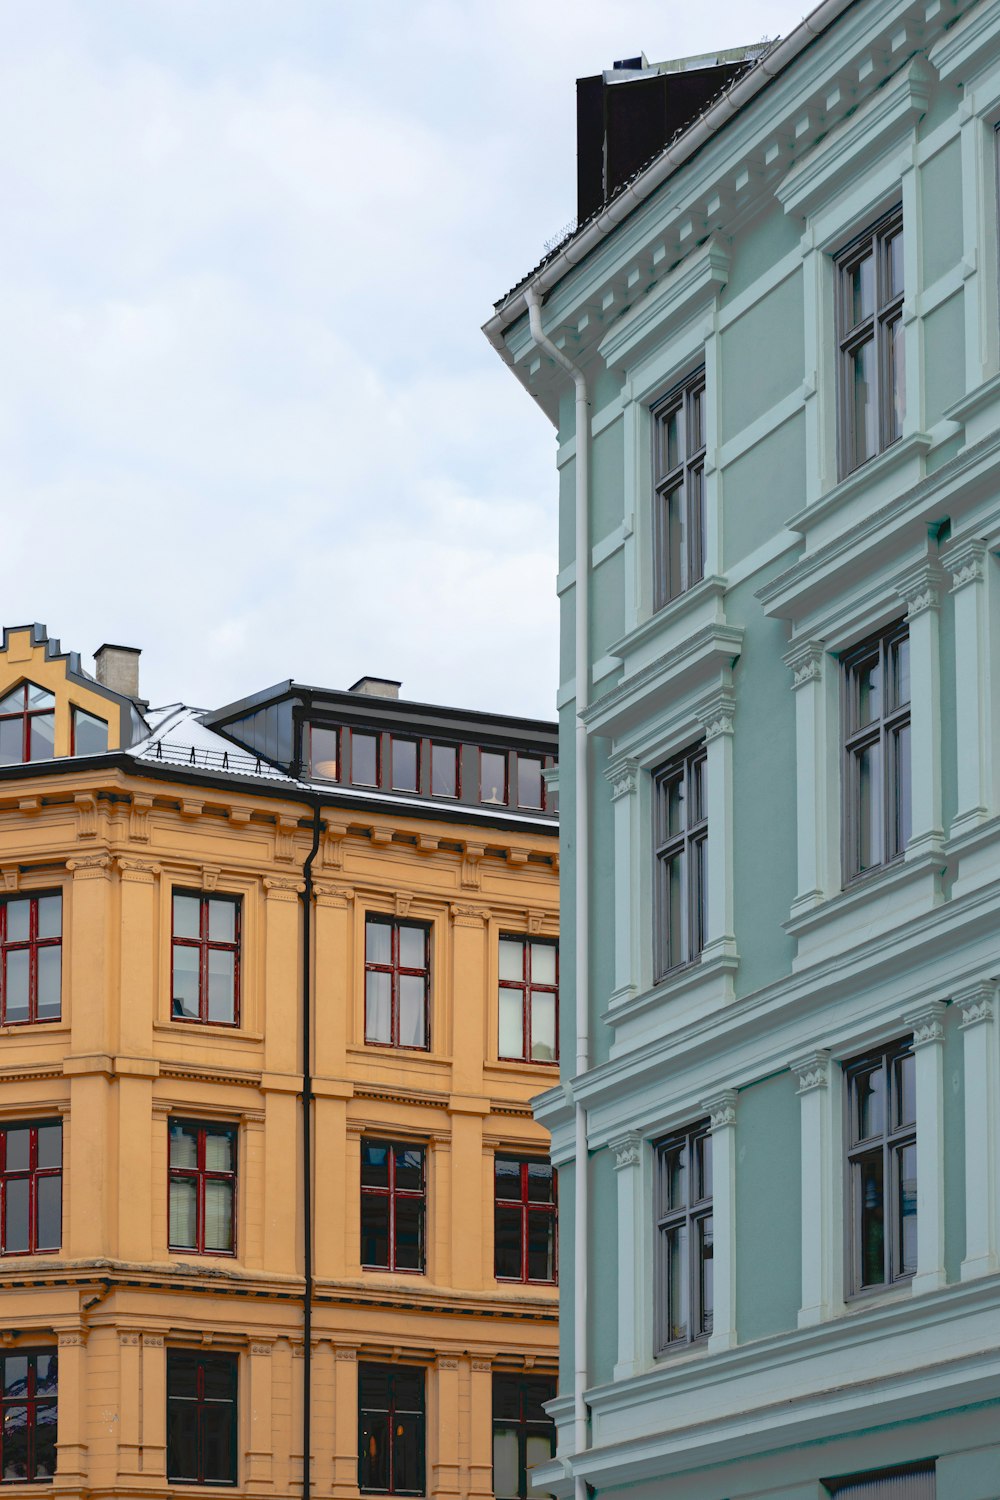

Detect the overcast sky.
[{"left": 2, "top": 0, "right": 810, "bottom": 720}]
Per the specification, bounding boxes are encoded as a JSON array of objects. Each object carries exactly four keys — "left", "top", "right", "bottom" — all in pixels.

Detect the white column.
[
  {"left": 784, "top": 642, "right": 837, "bottom": 915},
  {"left": 905, "top": 1000, "right": 947, "bottom": 1295},
  {"left": 610, "top": 1131, "right": 645, "bottom": 1380},
  {"left": 942, "top": 539, "right": 994, "bottom": 835},
  {"left": 605, "top": 759, "right": 640, "bottom": 1005},
  {"left": 894, "top": 560, "right": 947, "bottom": 859},
  {"left": 791, "top": 1051, "right": 842, "bottom": 1326},
  {"left": 702, "top": 1090, "right": 738, "bottom": 1353},
  {"left": 697, "top": 694, "right": 737, "bottom": 965},
  {"left": 955, "top": 981, "right": 998, "bottom": 1280}
]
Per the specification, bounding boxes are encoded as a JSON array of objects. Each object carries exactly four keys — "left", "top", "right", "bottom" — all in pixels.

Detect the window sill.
[
  {"left": 784, "top": 845, "right": 947, "bottom": 969},
  {"left": 609, "top": 575, "right": 728, "bottom": 664},
  {"left": 606, "top": 946, "right": 739, "bottom": 1057},
  {"left": 785, "top": 431, "right": 931, "bottom": 544},
  {"left": 153, "top": 1020, "right": 263, "bottom": 1043},
  {"left": 0, "top": 1021, "right": 67, "bottom": 1036}
]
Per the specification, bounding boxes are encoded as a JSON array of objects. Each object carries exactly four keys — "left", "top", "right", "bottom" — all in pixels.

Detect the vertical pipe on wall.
[
  {"left": 301, "top": 803, "right": 323, "bottom": 1500},
  {"left": 526, "top": 288, "right": 591, "bottom": 1497}
]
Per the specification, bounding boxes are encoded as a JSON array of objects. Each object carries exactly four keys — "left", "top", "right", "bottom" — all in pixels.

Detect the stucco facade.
[
  {"left": 488, "top": 0, "right": 1000, "bottom": 1496},
  {"left": 0, "top": 625, "right": 558, "bottom": 1498}
]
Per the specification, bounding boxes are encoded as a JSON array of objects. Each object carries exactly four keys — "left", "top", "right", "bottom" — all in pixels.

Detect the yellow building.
[{"left": 0, "top": 625, "right": 559, "bottom": 1500}]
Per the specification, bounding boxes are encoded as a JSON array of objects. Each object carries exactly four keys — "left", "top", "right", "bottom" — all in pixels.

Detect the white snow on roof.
[{"left": 130, "top": 704, "right": 294, "bottom": 782}]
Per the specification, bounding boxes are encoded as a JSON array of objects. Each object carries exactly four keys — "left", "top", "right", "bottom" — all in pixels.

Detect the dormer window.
[
  {"left": 0, "top": 683, "right": 55, "bottom": 764},
  {"left": 71, "top": 708, "right": 108, "bottom": 757}
]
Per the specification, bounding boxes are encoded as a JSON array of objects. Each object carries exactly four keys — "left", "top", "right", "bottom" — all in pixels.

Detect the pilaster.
[
  {"left": 331, "top": 1346, "right": 358, "bottom": 1499},
  {"left": 791, "top": 1050, "right": 843, "bottom": 1326},
  {"left": 942, "top": 539, "right": 995, "bottom": 837},
  {"left": 895, "top": 559, "right": 948, "bottom": 858},
  {"left": 468, "top": 1357, "right": 494, "bottom": 1500},
  {"left": 53, "top": 1329, "right": 88, "bottom": 1487},
  {"left": 702, "top": 1090, "right": 738, "bottom": 1353},
  {"left": 605, "top": 759, "right": 640, "bottom": 1006},
  {"left": 610, "top": 1131, "right": 645, "bottom": 1380},
  {"left": 697, "top": 693, "right": 737, "bottom": 963},
  {"left": 785, "top": 640, "right": 837, "bottom": 912},
  {"left": 955, "top": 981, "right": 999, "bottom": 1280},
  {"left": 904, "top": 999, "right": 947, "bottom": 1294},
  {"left": 433, "top": 1356, "right": 461, "bottom": 1500},
  {"left": 246, "top": 1338, "right": 275, "bottom": 1491}
]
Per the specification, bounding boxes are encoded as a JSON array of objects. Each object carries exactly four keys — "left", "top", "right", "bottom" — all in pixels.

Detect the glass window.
[
  {"left": 653, "top": 746, "right": 707, "bottom": 980},
  {"left": 846, "top": 1040, "right": 917, "bottom": 1295},
  {"left": 167, "top": 1350, "right": 238, "bottom": 1485},
  {"left": 655, "top": 1123, "right": 713, "bottom": 1353},
  {"left": 481, "top": 750, "right": 508, "bottom": 805},
  {"left": 0, "top": 894, "right": 61, "bottom": 1025},
  {"left": 652, "top": 369, "right": 706, "bottom": 608},
  {"left": 843, "top": 621, "right": 910, "bottom": 881},
  {"left": 361, "top": 1140, "right": 425, "bottom": 1273},
  {"left": 430, "top": 743, "right": 458, "bottom": 798},
  {"left": 0, "top": 1122, "right": 61, "bottom": 1256},
  {"left": 492, "top": 1374, "right": 556, "bottom": 1500},
  {"left": 498, "top": 937, "right": 558, "bottom": 1063},
  {"left": 71, "top": 708, "right": 108, "bottom": 756},
  {"left": 392, "top": 739, "right": 419, "bottom": 793},
  {"left": 516, "top": 756, "right": 544, "bottom": 810},
  {"left": 0, "top": 1350, "right": 57, "bottom": 1481},
  {"left": 494, "top": 1156, "right": 556, "bottom": 1284},
  {"left": 171, "top": 892, "right": 241, "bottom": 1027},
  {"left": 0, "top": 683, "right": 55, "bottom": 766},
  {"left": 351, "top": 731, "right": 381, "bottom": 788},
  {"left": 358, "top": 1363, "right": 425, "bottom": 1496},
  {"left": 309, "top": 725, "right": 340, "bottom": 780},
  {"left": 168, "top": 1121, "right": 237, "bottom": 1256},
  {"left": 836, "top": 208, "right": 904, "bottom": 475},
  {"left": 364, "top": 918, "right": 430, "bottom": 1051}
]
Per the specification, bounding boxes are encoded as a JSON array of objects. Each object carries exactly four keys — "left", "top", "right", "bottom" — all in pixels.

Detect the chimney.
[
  {"left": 94, "top": 643, "right": 141, "bottom": 700},
  {"left": 349, "top": 676, "right": 401, "bottom": 700}
]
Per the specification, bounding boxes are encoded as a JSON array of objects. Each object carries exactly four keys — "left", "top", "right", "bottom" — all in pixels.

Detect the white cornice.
[{"left": 599, "top": 237, "right": 730, "bottom": 370}]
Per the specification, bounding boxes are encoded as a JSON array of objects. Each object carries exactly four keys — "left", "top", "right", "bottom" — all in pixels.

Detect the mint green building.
[{"left": 486, "top": 1, "right": 1000, "bottom": 1496}]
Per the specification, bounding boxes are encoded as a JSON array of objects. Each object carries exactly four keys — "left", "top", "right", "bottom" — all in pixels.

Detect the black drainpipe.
[{"left": 301, "top": 802, "right": 322, "bottom": 1500}]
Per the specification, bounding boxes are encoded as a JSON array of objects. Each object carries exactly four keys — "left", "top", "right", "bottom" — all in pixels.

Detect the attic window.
[
  {"left": 72, "top": 708, "right": 108, "bottom": 757},
  {"left": 0, "top": 683, "right": 55, "bottom": 764}
]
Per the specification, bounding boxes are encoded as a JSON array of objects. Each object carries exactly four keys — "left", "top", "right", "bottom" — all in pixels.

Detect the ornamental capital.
[
  {"left": 894, "top": 559, "right": 948, "bottom": 619},
  {"left": 783, "top": 639, "right": 826, "bottom": 690},
  {"left": 701, "top": 1089, "right": 738, "bottom": 1131},
  {"left": 790, "top": 1049, "right": 830, "bottom": 1093},
  {"left": 697, "top": 692, "right": 736, "bottom": 742},
  {"left": 953, "top": 980, "right": 996, "bottom": 1029},
  {"left": 605, "top": 758, "right": 639, "bottom": 801},
  {"left": 904, "top": 999, "right": 947, "bottom": 1047},
  {"left": 609, "top": 1132, "right": 643, "bottom": 1171},
  {"left": 941, "top": 536, "right": 988, "bottom": 591}
]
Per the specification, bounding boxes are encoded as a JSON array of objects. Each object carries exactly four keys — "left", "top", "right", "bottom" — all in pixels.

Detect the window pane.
[
  {"left": 201, "top": 1402, "right": 236, "bottom": 1483},
  {"left": 398, "top": 924, "right": 425, "bottom": 970},
  {"left": 2, "top": 1409, "right": 28, "bottom": 1480},
  {"left": 73, "top": 709, "right": 108, "bottom": 756},
  {"left": 495, "top": 1159, "right": 521, "bottom": 1201},
  {"left": 0, "top": 719, "right": 20, "bottom": 765},
  {"left": 391, "top": 1366, "right": 424, "bottom": 1412},
  {"left": 493, "top": 1427, "right": 519, "bottom": 1499},
  {"left": 665, "top": 774, "right": 685, "bottom": 838},
  {"left": 660, "top": 406, "right": 680, "bottom": 474},
  {"left": 856, "top": 741, "right": 883, "bottom": 871},
  {"left": 394, "top": 1195, "right": 423, "bottom": 1271},
  {"left": 886, "top": 230, "right": 904, "bottom": 297},
  {"left": 310, "top": 725, "right": 339, "bottom": 780},
  {"left": 26, "top": 685, "right": 54, "bottom": 710},
  {"left": 36, "top": 945, "right": 61, "bottom": 1019},
  {"left": 29, "top": 712, "right": 55, "bottom": 761},
  {"left": 887, "top": 314, "right": 905, "bottom": 441},
  {"left": 398, "top": 973, "right": 426, "bottom": 1048},
  {"left": 527, "top": 1212, "right": 555, "bottom": 1281},
  {"left": 392, "top": 1411, "right": 422, "bottom": 1491},
  {"left": 4, "top": 1177, "right": 29, "bottom": 1252},
  {"left": 854, "top": 655, "right": 882, "bottom": 727},
  {"left": 689, "top": 386, "right": 704, "bottom": 450},
  {"left": 495, "top": 1205, "right": 522, "bottom": 1279},
  {"left": 530, "top": 943, "right": 556, "bottom": 986},
  {"left": 895, "top": 1052, "right": 916, "bottom": 1128},
  {"left": 169, "top": 1178, "right": 198, "bottom": 1247},
  {"left": 859, "top": 1153, "right": 885, "bottom": 1286},
  {"left": 855, "top": 1064, "right": 885, "bottom": 1142},
  {"left": 697, "top": 1133, "right": 712, "bottom": 1203},
  {"left": 352, "top": 732, "right": 379, "bottom": 786},
  {"left": 1, "top": 1356, "right": 26, "bottom": 1395},
  {"left": 666, "top": 1224, "right": 688, "bottom": 1342},
  {"left": 517, "top": 756, "right": 543, "bottom": 809},
  {"left": 361, "top": 1142, "right": 389, "bottom": 1188},
  {"left": 431, "top": 744, "right": 457, "bottom": 797},
  {"left": 662, "top": 1140, "right": 687, "bottom": 1212},
  {"left": 891, "top": 636, "right": 910, "bottom": 709},
  {"left": 173, "top": 894, "right": 200, "bottom": 940},
  {"left": 204, "top": 1130, "right": 234, "bottom": 1173},
  {"left": 167, "top": 1399, "right": 199, "bottom": 1479},
  {"left": 5, "top": 899, "right": 29, "bottom": 944},
  {"left": 527, "top": 1163, "right": 554, "bottom": 1203},
  {"left": 849, "top": 253, "right": 874, "bottom": 324},
  {"left": 481, "top": 751, "right": 507, "bottom": 804},
  {"left": 851, "top": 339, "right": 877, "bottom": 465},
  {"left": 0, "top": 687, "right": 22, "bottom": 714},
  {"left": 664, "top": 485, "right": 683, "bottom": 600},
  {"left": 204, "top": 1180, "right": 234, "bottom": 1252},
  {"left": 36, "top": 1174, "right": 61, "bottom": 1249},
  {"left": 664, "top": 851, "right": 684, "bottom": 969},
  {"left": 366, "top": 919, "right": 391, "bottom": 966},
  {"left": 361, "top": 1193, "right": 390, "bottom": 1267},
  {"left": 36, "top": 896, "right": 60, "bottom": 940},
  {"left": 893, "top": 723, "right": 911, "bottom": 856},
  {"left": 207, "top": 948, "right": 236, "bottom": 1023},
  {"left": 898, "top": 1142, "right": 918, "bottom": 1278},
  {"left": 394, "top": 1147, "right": 423, "bottom": 1193},
  {"left": 208, "top": 899, "right": 236, "bottom": 943},
  {"left": 202, "top": 1355, "right": 237, "bottom": 1399},
  {"left": 4, "top": 1129, "right": 29, "bottom": 1171},
  {"left": 499, "top": 990, "right": 524, "bottom": 1059},
  {"left": 169, "top": 1123, "right": 199, "bottom": 1169},
  {"left": 4, "top": 948, "right": 29, "bottom": 1022},
  {"left": 36, "top": 1126, "right": 61, "bottom": 1169},
  {"left": 530, "top": 992, "right": 556, "bottom": 1062},
  {"left": 34, "top": 1402, "right": 57, "bottom": 1477},
  {"left": 526, "top": 1431, "right": 554, "bottom": 1484},
  {"left": 365, "top": 970, "right": 392, "bottom": 1044},
  {"left": 699, "top": 1214, "right": 714, "bottom": 1335},
  {"left": 392, "top": 739, "right": 418, "bottom": 792},
  {"left": 359, "top": 1414, "right": 389, "bottom": 1491},
  {"left": 499, "top": 940, "right": 523, "bottom": 982},
  {"left": 689, "top": 466, "right": 706, "bottom": 587}
]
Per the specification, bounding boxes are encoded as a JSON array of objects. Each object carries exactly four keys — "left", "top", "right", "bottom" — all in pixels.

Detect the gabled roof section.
[{"left": 0, "top": 623, "right": 147, "bottom": 754}]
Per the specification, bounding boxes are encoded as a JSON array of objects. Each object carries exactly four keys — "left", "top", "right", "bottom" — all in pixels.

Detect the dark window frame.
[
  {"left": 842, "top": 619, "right": 911, "bottom": 883},
  {"left": 171, "top": 891, "right": 241, "bottom": 1028},
  {"left": 0, "top": 682, "right": 56, "bottom": 767},
  {"left": 349, "top": 729, "right": 383, "bottom": 789},
  {"left": 652, "top": 368, "right": 706, "bottom": 608},
  {"left": 492, "top": 1373, "right": 557, "bottom": 1500},
  {"left": 494, "top": 1155, "right": 557, "bottom": 1285},
  {"left": 166, "top": 1349, "right": 238, "bottom": 1486},
  {"left": 308, "top": 723, "right": 340, "bottom": 781},
  {"left": 0, "top": 893, "right": 62, "bottom": 1027},
  {"left": 845, "top": 1038, "right": 917, "bottom": 1298},
  {"left": 0, "top": 1348, "right": 57, "bottom": 1482},
  {"left": 0, "top": 1121, "right": 61, "bottom": 1257},
  {"left": 497, "top": 935, "right": 559, "bottom": 1065},
  {"left": 70, "top": 707, "right": 109, "bottom": 757},
  {"left": 653, "top": 746, "right": 707, "bottom": 981},
  {"left": 429, "top": 741, "right": 460, "bottom": 799},
  {"left": 390, "top": 738, "right": 420, "bottom": 793},
  {"left": 480, "top": 748, "right": 509, "bottom": 806},
  {"left": 654, "top": 1122, "right": 713, "bottom": 1354},
  {"left": 358, "top": 1362, "right": 426, "bottom": 1496},
  {"left": 364, "top": 916, "right": 431, "bottom": 1052},
  {"left": 360, "top": 1138, "right": 426, "bottom": 1274},
  {"left": 168, "top": 1119, "right": 238, "bottom": 1258},
  {"left": 515, "top": 754, "right": 545, "bottom": 811},
  {"left": 836, "top": 206, "right": 905, "bottom": 476}
]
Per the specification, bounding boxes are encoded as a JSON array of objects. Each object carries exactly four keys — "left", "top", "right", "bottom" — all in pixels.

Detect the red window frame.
[
  {"left": 0, "top": 1121, "right": 62, "bottom": 1256},
  {"left": 349, "top": 729, "right": 382, "bottom": 788},
  {"left": 0, "top": 894, "right": 61, "bottom": 1026},
  {"left": 171, "top": 892, "right": 241, "bottom": 1028},
  {"left": 0, "top": 1349, "right": 58, "bottom": 1481},
  {"left": 166, "top": 1349, "right": 238, "bottom": 1485},
  {"left": 494, "top": 1156, "right": 557, "bottom": 1285},
  {"left": 0, "top": 682, "right": 55, "bottom": 765},
  {"left": 498, "top": 936, "right": 559, "bottom": 1064},
  {"left": 168, "top": 1120, "right": 238, "bottom": 1257},
  {"left": 364, "top": 917, "right": 430, "bottom": 1051},
  {"left": 360, "top": 1139, "right": 426, "bottom": 1273}
]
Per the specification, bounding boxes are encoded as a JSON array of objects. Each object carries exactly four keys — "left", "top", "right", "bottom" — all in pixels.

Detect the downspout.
[
  {"left": 526, "top": 287, "right": 590, "bottom": 1499},
  {"left": 301, "top": 803, "right": 322, "bottom": 1500}
]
